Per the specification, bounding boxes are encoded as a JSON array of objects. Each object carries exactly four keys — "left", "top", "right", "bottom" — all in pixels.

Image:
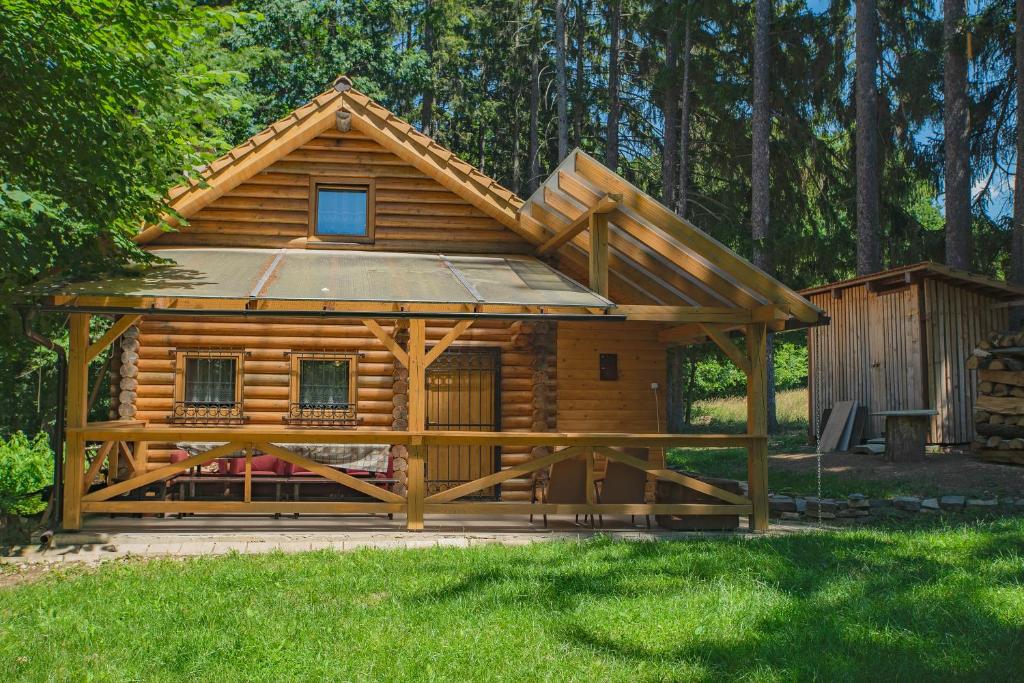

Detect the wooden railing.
[{"left": 67, "top": 422, "right": 765, "bottom": 530}]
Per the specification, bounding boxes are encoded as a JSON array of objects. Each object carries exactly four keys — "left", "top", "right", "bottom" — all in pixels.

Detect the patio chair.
[
  {"left": 596, "top": 448, "right": 650, "bottom": 528},
  {"left": 530, "top": 454, "right": 591, "bottom": 528}
]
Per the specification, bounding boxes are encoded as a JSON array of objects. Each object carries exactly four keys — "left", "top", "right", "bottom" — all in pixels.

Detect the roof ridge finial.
[{"left": 333, "top": 75, "right": 353, "bottom": 93}]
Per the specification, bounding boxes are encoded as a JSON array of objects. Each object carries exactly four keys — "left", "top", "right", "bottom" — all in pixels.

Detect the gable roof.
[
  {"left": 801, "top": 262, "right": 1024, "bottom": 301},
  {"left": 137, "top": 81, "right": 823, "bottom": 325},
  {"left": 136, "top": 77, "right": 525, "bottom": 245}
]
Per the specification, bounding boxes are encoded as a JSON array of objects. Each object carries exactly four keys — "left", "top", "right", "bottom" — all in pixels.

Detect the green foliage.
[
  {"left": 0, "top": 0, "right": 254, "bottom": 436},
  {"left": 0, "top": 431, "right": 53, "bottom": 517},
  {"left": 2, "top": 524, "right": 1024, "bottom": 679}
]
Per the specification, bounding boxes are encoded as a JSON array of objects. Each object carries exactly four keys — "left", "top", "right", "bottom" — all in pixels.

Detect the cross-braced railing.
[{"left": 68, "top": 423, "right": 761, "bottom": 529}]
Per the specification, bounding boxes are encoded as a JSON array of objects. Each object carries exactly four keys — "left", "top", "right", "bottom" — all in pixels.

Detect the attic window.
[{"left": 310, "top": 178, "right": 374, "bottom": 243}]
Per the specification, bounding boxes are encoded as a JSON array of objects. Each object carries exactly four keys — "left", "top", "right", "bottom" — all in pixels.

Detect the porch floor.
[{"left": 4, "top": 513, "right": 811, "bottom": 565}]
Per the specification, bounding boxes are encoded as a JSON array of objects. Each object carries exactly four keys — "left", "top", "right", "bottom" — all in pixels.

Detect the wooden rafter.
[
  {"left": 424, "top": 319, "right": 473, "bottom": 366},
  {"left": 535, "top": 193, "right": 619, "bottom": 256},
  {"left": 615, "top": 305, "right": 751, "bottom": 323},
  {"left": 573, "top": 151, "right": 822, "bottom": 323},
  {"left": 362, "top": 319, "right": 409, "bottom": 367},
  {"left": 700, "top": 324, "right": 751, "bottom": 376},
  {"left": 85, "top": 315, "right": 141, "bottom": 363}
]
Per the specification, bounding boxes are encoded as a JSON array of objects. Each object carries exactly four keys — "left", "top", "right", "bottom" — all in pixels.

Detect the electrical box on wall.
[{"left": 599, "top": 353, "right": 618, "bottom": 381}]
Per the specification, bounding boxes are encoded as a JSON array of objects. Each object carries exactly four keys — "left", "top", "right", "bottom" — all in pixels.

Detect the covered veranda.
[{"left": 27, "top": 243, "right": 786, "bottom": 534}]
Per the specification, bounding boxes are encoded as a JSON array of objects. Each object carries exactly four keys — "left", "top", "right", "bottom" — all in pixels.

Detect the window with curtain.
[
  {"left": 299, "top": 358, "right": 352, "bottom": 408},
  {"left": 184, "top": 357, "right": 237, "bottom": 405}
]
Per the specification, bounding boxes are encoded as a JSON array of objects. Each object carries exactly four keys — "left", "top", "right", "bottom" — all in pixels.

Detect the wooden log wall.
[
  {"left": 923, "top": 279, "right": 1007, "bottom": 444},
  {"left": 149, "top": 129, "right": 532, "bottom": 254},
  {"left": 556, "top": 321, "right": 668, "bottom": 487},
  {"left": 808, "top": 278, "right": 1008, "bottom": 446},
  {"left": 133, "top": 315, "right": 543, "bottom": 501}
]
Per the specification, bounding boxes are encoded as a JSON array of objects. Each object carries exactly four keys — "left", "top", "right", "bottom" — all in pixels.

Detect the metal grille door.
[{"left": 426, "top": 347, "right": 501, "bottom": 498}]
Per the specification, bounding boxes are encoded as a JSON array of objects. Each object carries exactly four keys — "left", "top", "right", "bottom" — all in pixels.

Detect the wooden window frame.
[
  {"left": 308, "top": 176, "right": 375, "bottom": 244},
  {"left": 171, "top": 349, "right": 246, "bottom": 424},
  {"left": 286, "top": 351, "right": 360, "bottom": 426}
]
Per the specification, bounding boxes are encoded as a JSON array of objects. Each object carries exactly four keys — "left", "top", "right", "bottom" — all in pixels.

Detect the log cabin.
[{"left": 28, "top": 77, "right": 825, "bottom": 533}]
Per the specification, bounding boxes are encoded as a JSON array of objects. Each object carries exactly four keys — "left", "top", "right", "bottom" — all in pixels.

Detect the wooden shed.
[
  {"left": 26, "top": 78, "right": 825, "bottom": 533},
  {"left": 804, "top": 264, "right": 1024, "bottom": 445}
]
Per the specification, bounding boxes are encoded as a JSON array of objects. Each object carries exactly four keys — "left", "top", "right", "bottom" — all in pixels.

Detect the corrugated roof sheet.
[{"left": 39, "top": 248, "right": 614, "bottom": 309}]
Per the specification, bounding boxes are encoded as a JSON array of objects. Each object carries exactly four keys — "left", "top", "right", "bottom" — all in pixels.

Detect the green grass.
[
  {"left": 2, "top": 521, "right": 1024, "bottom": 681},
  {"left": 674, "top": 388, "right": 905, "bottom": 498},
  {"left": 667, "top": 446, "right": 922, "bottom": 499}
]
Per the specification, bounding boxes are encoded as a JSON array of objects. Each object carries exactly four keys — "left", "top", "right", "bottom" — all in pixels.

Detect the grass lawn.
[{"left": 2, "top": 520, "right": 1024, "bottom": 681}]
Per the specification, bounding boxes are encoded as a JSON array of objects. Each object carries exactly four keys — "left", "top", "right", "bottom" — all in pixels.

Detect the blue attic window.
[{"left": 311, "top": 180, "right": 374, "bottom": 242}]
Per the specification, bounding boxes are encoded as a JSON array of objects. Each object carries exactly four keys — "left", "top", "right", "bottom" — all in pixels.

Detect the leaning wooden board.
[{"left": 818, "top": 400, "right": 857, "bottom": 453}]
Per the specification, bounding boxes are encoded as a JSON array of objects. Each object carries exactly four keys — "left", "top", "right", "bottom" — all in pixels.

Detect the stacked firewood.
[{"left": 969, "top": 331, "right": 1024, "bottom": 465}]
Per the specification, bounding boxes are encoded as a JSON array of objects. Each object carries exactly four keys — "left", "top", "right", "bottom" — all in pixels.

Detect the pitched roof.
[
  {"left": 519, "top": 150, "right": 824, "bottom": 323},
  {"left": 800, "top": 262, "right": 1024, "bottom": 301},
  {"left": 136, "top": 79, "right": 524, "bottom": 244},
  {"left": 138, "top": 83, "right": 823, "bottom": 325}
]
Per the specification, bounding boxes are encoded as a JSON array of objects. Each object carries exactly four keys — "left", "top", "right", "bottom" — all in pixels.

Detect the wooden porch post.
[
  {"left": 746, "top": 322, "right": 770, "bottom": 532},
  {"left": 63, "top": 313, "right": 90, "bottom": 530},
  {"left": 406, "top": 318, "right": 426, "bottom": 530}
]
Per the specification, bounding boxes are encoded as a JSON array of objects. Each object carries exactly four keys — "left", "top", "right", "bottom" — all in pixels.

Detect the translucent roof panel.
[
  {"left": 262, "top": 251, "right": 476, "bottom": 303},
  {"left": 40, "top": 248, "right": 613, "bottom": 309},
  {"left": 53, "top": 248, "right": 277, "bottom": 299}
]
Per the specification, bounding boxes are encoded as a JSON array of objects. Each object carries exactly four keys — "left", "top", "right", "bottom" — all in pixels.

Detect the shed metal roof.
[
  {"left": 800, "top": 262, "right": 1024, "bottom": 301},
  {"left": 37, "top": 248, "right": 614, "bottom": 311}
]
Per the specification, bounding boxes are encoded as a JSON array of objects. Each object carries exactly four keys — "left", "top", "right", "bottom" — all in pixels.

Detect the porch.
[{"left": 64, "top": 422, "right": 763, "bottom": 532}]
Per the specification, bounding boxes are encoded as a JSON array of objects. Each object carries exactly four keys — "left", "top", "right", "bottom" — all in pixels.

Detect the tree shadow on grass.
[{"left": 412, "top": 523, "right": 1024, "bottom": 680}]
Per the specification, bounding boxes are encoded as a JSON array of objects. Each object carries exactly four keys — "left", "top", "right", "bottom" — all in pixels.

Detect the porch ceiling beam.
[
  {"left": 535, "top": 192, "right": 619, "bottom": 256},
  {"left": 362, "top": 319, "right": 409, "bottom": 367},
  {"left": 424, "top": 319, "right": 474, "bottom": 366},
  {"left": 614, "top": 305, "right": 752, "bottom": 323},
  {"left": 85, "top": 314, "right": 141, "bottom": 364},
  {"left": 700, "top": 323, "right": 751, "bottom": 376}
]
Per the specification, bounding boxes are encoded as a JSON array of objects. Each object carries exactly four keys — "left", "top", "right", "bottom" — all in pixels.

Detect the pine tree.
[{"left": 943, "top": 0, "right": 972, "bottom": 269}]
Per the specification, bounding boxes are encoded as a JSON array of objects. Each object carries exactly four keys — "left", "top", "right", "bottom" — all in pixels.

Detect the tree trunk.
[
  {"left": 855, "top": 0, "right": 882, "bottom": 275},
  {"left": 675, "top": 11, "right": 692, "bottom": 218},
  {"left": 1013, "top": 0, "right": 1024, "bottom": 329},
  {"left": 573, "top": 0, "right": 588, "bottom": 148},
  {"left": 752, "top": 0, "right": 771, "bottom": 274},
  {"left": 662, "top": 18, "right": 679, "bottom": 207},
  {"left": 420, "top": 0, "right": 434, "bottom": 135},
  {"left": 528, "top": 3, "right": 542, "bottom": 194},
  {"left": 943, "top": 0, "right": 971, "bottom": 270},
  {"left": 605, "top": 0, "right": 621, "bottom": 169},
  {"left": 752, "top": 0, "right": 777, "bottom": 434},
  {"left": 555, "top": 0, "right": 569, "bottom": 162}
]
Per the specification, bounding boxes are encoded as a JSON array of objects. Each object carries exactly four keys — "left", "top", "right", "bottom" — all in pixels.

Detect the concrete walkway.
[{"left": 2, "top": 514, "right": 814, "bottom": 566}]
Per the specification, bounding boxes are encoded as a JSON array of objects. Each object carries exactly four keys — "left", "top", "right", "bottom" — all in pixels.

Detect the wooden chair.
[
  {"left": 596, "top": 448, "right": 650, "bottom": 528},
  {"left": 530, "top": 455, "right": 592, "bottom": 528}
]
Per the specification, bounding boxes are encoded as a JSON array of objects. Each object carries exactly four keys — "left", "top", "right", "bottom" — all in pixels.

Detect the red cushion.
[{"left": 229, "top": 454, "right": 282, "bottom": 476}]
